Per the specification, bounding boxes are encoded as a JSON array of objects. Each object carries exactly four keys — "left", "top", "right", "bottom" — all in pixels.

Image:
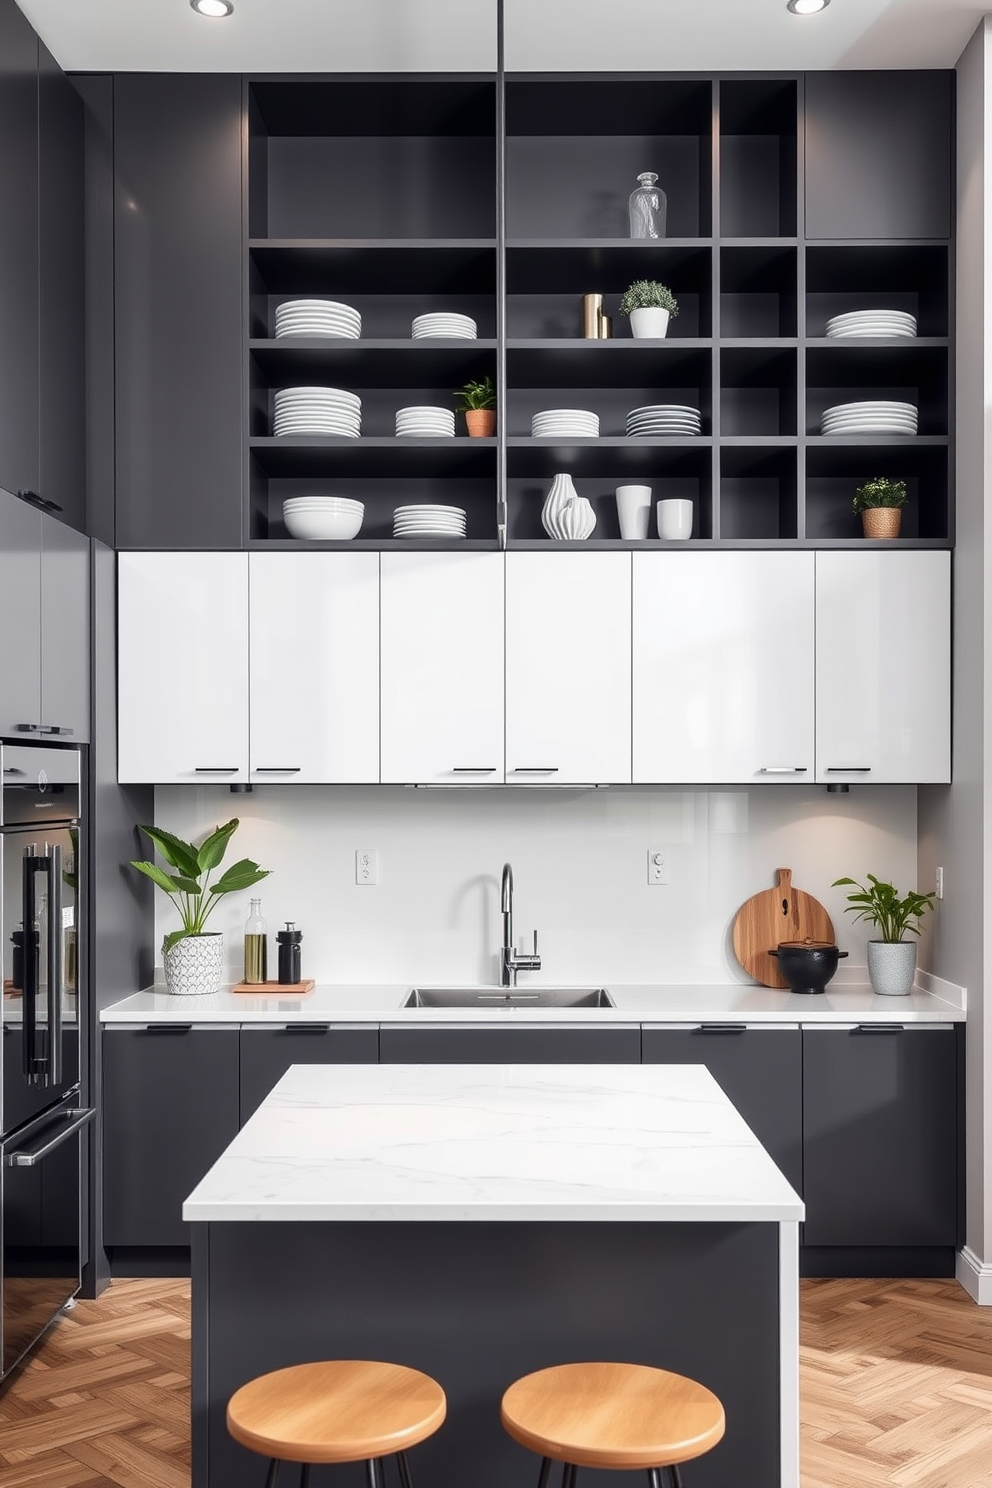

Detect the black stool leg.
[
  {"left": 535, "top": 1460, "right": 553, "bottom": 1488},
  {"left": 646, "top": 1471, "right": 664, "bottom": 1488},
  {"left": 397, "top": 1451, "right": 415, "bottom": 1488},
  {"left": 563, "top": 1465, "right": 578, "bottom": 1488},
  {"left": 299, "top": 1467, "right": 311, "bottom": 1488},
  {"left": 264, "top": 1463, "right": 280, "bottom": 1488},
  {"left": 365, "top": 1459, "right": 383, "bottom": 1488},
  {"left": 667, "top": 1470, "right": 684, "bottom": 1488}
]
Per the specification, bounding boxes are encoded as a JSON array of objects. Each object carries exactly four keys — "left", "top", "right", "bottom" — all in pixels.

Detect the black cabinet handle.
[
  {"left": 854, "top": 1024, "right": 905, "bottom": 1035},
  {"left": 16, "top": 490, "right": 62, "bottom": 513},
  {"left": 254, "top": 767, "right": 301, "bottom": 774},
  {"left": 826, "top": 766, "right": 872, "bottom": 773},
  {"left": 194, "top": 767, "right": 239, "bottom": 774},
  {"left": 142, "top": 1024, "right": 193, "bottom": 1035},
  {"left": 40, "top": 725, "right": 74, "bottom": 737},
  {"left": 15, "top": 723, "right": 41, "bottom": 733},
  {"left": 288, "top": 1024, "right": 331, "bottom": 1034},
  {"left": 693, "top": 1024, "right": 747, "bottom": 1035}
]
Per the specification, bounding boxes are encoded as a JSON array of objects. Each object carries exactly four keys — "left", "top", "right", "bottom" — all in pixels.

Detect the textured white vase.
[
  {"left": 164, "top": 933, "right": 224, "bottom": 996},
  {"left": 541, "top": 473, "right": 579, "bottom": 538},
  {"left": 630, "top": 307, "right": 670, "bottom": 340},
  {"left": 559, "top": 496, "right": 597, "bottom": 540},
  {"left": 867, "top": 940, "right": 917, "bottom": 997}
]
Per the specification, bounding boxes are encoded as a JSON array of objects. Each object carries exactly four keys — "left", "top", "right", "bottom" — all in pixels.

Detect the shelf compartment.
[
  {"left": 252, "top": 381, "right": 498, "bottom": 440},
  {"left": 251, "top": 470, "right": 497, "bottom": 544},
  {"left": 249, "top": 437, "right": 496, "bottom": 478},
  {"left": 509, "top": 390, "right": 710, "bottom": 443},
  {"left": 505, "top": 78, "right": 712, "bottom": 239},
  {"left": 249, "top": 242, "right": 497, "bottom": 297},
  {"left": 720, "top": 245, "right": 798, "bottom": 338},
  {"left": 806, "top": 343, "right": 947, "bottom": 435},
  {"left": 506, "top": 446, "right": 712, "bottom": 542},
  {"left": 719, "top": 445, "right": 798, "bottom": 541},
  {"left": 507, "top": 343, "right": 712, "bottom": 391},
  {"left": 250, "top": 340, "right": 496, "bottom": 388},
  {"left": 719, "top": 80, "right": 798, "bottom": 239},
  {"left": 805, "top": 442, "right": 948, "bottom": 542},
  {"left": 506, "top": 437, "right": 713, "bottom": 480},
  {"left": 506, "top": 243, "right": 711, "bottom": 337},
  {"left": 721, "top": 346, "right": 798, "bottom": 437},
  {"left": 805, "top": 245, "right": 949, "bottom": 337}
]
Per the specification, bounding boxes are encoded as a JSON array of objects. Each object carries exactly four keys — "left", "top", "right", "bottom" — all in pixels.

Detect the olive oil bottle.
[{"left": 243, "top": 898, "right": 268, "bottom": 984}]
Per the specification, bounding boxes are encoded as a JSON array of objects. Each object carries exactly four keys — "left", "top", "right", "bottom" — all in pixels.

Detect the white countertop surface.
[
  {"left": 182, "top": 1062, "right": 806, "bottom": 1224},
  {"left": 102, "top": 978, "right": 965, "bottom": 1024}
]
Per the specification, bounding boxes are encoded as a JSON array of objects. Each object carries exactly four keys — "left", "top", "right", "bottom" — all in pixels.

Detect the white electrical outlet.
[
  {"left": 935, "top": 866, "right": 944, "bottom": 900},
  {"left": 647, "top": 848, "right": 668, "bottom": 886},
  {"left": 356, "top": 849, "right": 379, "bottom": 886}
]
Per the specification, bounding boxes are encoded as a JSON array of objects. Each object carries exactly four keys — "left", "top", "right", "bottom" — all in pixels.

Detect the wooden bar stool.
[
  {"left": 227, "top": 1360, "right": 446, "bottom": 1488},
  {"left": 501, "top": 1361, "right": 725, "bottom": 1488}
]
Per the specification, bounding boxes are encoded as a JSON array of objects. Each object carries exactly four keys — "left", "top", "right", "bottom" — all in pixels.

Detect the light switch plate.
[
  {"left": 356, "top": 849, "right": 379, "bottom": 886},
  {"left": 648, "top": 849, "right": 668, "bottom": 886}
]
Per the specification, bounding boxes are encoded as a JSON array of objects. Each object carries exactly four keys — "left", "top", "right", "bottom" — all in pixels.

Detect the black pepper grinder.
[{"left": 277, "top": 922, "right": 302, "bottom": 985}]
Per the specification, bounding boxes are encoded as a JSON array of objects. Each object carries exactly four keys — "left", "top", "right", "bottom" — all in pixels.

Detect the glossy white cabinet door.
[
  {"left": 249, "top": 553, "right": 379, "bottom": 783},
  {"left": 506, "top": 552, "right": 631, "bottom": 784},
  {"left": 816, "top": 551, "right": 950, "bottom": 784},
  {"left": 380, "top": 553, "right": 504, "bottom": 784},
  {"left": 633, "top": 552, "right": 815, "bottom": 784},
  {"left": 118, "top": 552, "right": 249, "bottom": 784}
]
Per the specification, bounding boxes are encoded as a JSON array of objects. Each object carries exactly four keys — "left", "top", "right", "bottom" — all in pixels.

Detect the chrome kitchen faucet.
[{"left": 500, "top": 862, "right": 542, "bottom": 987}]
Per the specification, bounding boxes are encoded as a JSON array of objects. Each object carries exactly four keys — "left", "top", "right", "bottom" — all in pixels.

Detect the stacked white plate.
[
  {"left": 825, "top": 310, "right": 917, "bottom": 339},
  {"left": 283, "top": 497, "right": 364, "bottom": 541},
  {"left": 820, "top": 400, "right": 918, "bottom": 436},
  {"left": 626, "top": 404, "right": 702, "bottom": 438},
  {"left": 393, "top": 504, "right": 467, "bottom": 539},
  {"left": 274, "top": 300, "right": 361, "bottom": 339},
  {"left": 273, "top": 387, "right": 361, "bottom": 438},
  {"left": 395, "top": 406, "right": 456, "bottom": 438},
  {"left": 412, "top": 313, "right": 477, "bottom": 340},
  {"left": 532, "top": 409, "right": 600, "bottom": 438}
]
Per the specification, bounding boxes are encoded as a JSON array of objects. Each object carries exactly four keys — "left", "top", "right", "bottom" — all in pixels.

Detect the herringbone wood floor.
[{"left": 0, "top": 1277, "right": 990, "bottom": 1486}]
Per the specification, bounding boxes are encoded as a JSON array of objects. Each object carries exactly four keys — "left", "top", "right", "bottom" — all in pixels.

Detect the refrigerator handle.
[
  {"left": 46, "top": 844, "right": 63, "bottom": 1087},
  {"left": 22, "top": 848, "right": 39, "bottom": 1083}
]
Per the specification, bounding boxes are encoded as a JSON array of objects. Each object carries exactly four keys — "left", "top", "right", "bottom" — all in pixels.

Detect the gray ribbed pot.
[
  {"left": 163, "top": 933, "right": 224, "bottom": 996},
  {"left": 867, "top": 940, "right": 917, "bottom": 997}
]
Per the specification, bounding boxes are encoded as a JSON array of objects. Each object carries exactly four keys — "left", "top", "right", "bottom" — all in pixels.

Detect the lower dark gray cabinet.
[
  {"left": 103, "top": 1026, "right": 240, "bottom": 1247},
  {"left": 642, "top": 1026, "right": 803, "bottom": 1193},
  {"left": 802, "top": 1025, "right": 958, "bottom": 1248},
  {"left": 379, "top": 1025, "right": 641, "bottom": 1064},
  {"left": 239, "top": 1025, "right": 379, "bottom": 1125}
]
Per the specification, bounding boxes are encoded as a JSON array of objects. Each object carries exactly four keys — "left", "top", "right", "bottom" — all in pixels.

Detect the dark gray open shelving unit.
[{"left": 243, "top": 71, "right": 954, "bottom": 549}]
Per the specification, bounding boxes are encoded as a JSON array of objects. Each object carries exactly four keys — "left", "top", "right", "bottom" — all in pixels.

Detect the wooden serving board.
[
  {"left": 732, "top": 869, "right": 834, "bottom": 989},
  {"left": 231, "top": 979, "right": 316, "bottom": 996}
]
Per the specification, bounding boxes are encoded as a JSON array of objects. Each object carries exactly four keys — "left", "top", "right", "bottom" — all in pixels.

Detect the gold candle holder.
[
  {"left": 582, "top": 293, "right": 604, "bottom": 339},
  {"left": 599, "top": 312, "right": 613, "bottom": 339}
]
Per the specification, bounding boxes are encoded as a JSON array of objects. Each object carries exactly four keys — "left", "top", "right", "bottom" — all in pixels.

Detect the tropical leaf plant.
[
  {"left": 130, "top": 819, "right": 269, "bottom": 954},
  {"left": 832, "top": 874, "right": 935, "bottom": 943},
  {"left": 618, "top": 280, "right": 679, "bottom": 318}
]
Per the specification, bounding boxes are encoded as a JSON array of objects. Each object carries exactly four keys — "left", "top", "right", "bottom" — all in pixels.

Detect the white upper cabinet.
[
  {"left": 249, "top": 554, "right": 379, "bottom": 784},
  {"left": 505, "top": 552, "right": 631, "bottom": 785},
  {"left": 380, "top": 553, "right": 504, "bottom": 784},
  {"left": 633, "top": 552, "right": 815, "bottom": 784},
  {"left": 815, "top": 551, "right": 950, "bottom": 784},
  {"left": 118, "top": 552, "right": 249, "bottom": 784}
]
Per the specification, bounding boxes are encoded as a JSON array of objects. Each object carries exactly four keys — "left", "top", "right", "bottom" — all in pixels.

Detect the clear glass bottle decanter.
[
  {"left": 243, "top": 898, "right": 268, "bottom": 985},
  {"left": 629, "top": 172, "right": 667, "bottom": 239}
]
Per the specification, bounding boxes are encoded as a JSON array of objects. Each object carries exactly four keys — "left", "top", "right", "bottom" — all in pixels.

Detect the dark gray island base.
[{"left": 191, "top": 1219, "right": 782, "bottom": 1488}]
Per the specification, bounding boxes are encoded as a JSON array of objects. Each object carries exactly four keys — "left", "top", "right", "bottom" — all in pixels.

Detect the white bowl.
[{"left": 283, "top": 504, "right": 364, "bottom": 540}]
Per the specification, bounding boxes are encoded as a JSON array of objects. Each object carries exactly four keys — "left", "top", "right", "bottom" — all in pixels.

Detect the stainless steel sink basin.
[{"left": 403, "top": 987, "right": 615, "bottom": 1009}]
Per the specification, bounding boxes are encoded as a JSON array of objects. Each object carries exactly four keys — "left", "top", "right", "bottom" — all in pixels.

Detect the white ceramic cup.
[
  {"left": 657, "top": 498, "right": 693, "bottom": 540},
  {"left": 615, "top": 485, "right": 652, "bottom": 540}
]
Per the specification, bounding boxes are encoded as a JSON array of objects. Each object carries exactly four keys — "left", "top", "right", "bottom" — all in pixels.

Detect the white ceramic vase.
[
  {"left": 867, "top": 940, "right": 917, "bottom": 997},
  {"left": 657, "top": 498, "right": 693, "bottom": 540},
  {"left": 630, "top": 307, "right": 670, "bottom": 340},
  {"left": 559, "top": 496, "right": 597, "bottom": 540},
  {"left": 541, "top": 473, "right": 579, "bottom": 538},
  {"left": 616, "top": 485, "right": 652, "bottom": 540},
  {"left": 164, "top": 933, "right": 224, "bottom": 996}
]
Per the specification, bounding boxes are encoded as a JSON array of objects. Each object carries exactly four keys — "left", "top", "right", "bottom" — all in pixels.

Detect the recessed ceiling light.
[
  {"left": 787, "top": 0, "right": 830, "bottom": 13},
  {"left": 191, "top": 0, "right": 234, "bottom": 16}
]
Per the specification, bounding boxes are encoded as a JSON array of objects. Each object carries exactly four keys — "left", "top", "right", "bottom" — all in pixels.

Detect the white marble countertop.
[
  {"left": 102, "top": 976, "right": 965, "bottom": 1025},
  {"left": 182, "top": 1062, "right": 806, "bottom": 1224}
]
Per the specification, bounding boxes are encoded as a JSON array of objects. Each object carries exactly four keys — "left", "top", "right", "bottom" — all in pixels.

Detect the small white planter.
[
  {"left": 164, "top": 933, "right": 224, "bottom": 996},
  {"left": 630, "top": 307, "right": 670, "bottom": 340},
  {"left": 867, "top": 939, "right": 917, "bottom": 997}
]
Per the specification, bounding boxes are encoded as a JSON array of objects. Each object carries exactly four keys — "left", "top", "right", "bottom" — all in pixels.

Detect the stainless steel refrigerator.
[{"left": 1, "top": 742, "right": 94, "bottom": 1380}]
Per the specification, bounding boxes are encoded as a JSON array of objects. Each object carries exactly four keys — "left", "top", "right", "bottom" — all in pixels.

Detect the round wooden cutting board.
[{"left": 732, "top": 868, "right": 835, "bottom": 989}]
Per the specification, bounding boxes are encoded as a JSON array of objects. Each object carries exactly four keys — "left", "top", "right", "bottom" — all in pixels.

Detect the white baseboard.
[{"left": 956, "top": 1247, "right": 992, "bottom": 1304}]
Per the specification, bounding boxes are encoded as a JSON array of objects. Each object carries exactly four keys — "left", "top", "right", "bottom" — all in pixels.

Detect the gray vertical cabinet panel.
[
  {"left": 40, "top": 513, "right": 90, "bottom": 741},
  {"left": 802, "top": 1026, "right": 958, "bottom": 1247},
  {"left": 239, "top": 1028, "right": 380, "bottom": 1126},
  {"left": 0, "top": 0, "right": 39, "bottom": 501},
  {"left": 76, "top": 76, "right": 117, "bottom": 549},
  {"left": 103, "top": 1028, "right": 240, "bottom": 1248},
  {"left": 379, "top": 1026, "right": 641, "bottom": 1063},
  {"left": 805, "top": 72, "right": 952, "bottom": 240},
  {"left": 0, "top": 490, "right": 42, "bottom": 735},
  {"left": 38, "top": 44, "right": 86, "bottom": 533},
  {"left": 114, "top": 75, "right": 244, "bottom": 549},
  {"left": 641, "top": 1027, "right": 803, "bottom": 1194}
]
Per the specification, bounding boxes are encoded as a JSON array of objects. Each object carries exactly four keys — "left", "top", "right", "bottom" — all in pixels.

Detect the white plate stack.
[
  {"left": 282, "top": 497, "right": 364, "bottom": 541},
  {"left": 412, "top": 313, "right": 477, "bottom": 340},
  {"left": 531, "top": 409, "right": 600, "bottom": 438},
  {"left": 820, "top": 400, "right": 918, "bottom": 436},
  {"left": 393, "top": 504, "right": 467, "bottom": 539},
  {"left": 825, "top": 310, "right": 917, "bottom": 339},
  {"left": 395, "top": 406, "right": 456, "bottom": 438},
  {"left": 274, "top": 300, "right": 361, "bottom": 339},
  {"left": 626, "top": 404, "right": 702, "bottom": 438},
  {"left": 273, "top": 387, "right": 362, "bottom": 438}
]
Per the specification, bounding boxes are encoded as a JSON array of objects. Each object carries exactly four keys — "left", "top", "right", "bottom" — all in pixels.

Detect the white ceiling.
[{"left": 15, "top": 0, "right": 984, "bottom": 74}]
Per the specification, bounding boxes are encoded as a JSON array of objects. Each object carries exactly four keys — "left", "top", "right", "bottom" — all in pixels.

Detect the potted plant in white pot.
[
  {"left": 853, "top": 476, "right": 907, "bottom": 539},
  {"left": 832, "top": 873, "right": 935, "bottom": 996},
  {"left": 130, "top": 819, "right": 270, "bottom": 996},
  {"left": 619, "top": 279, "right": 679, "bottom": 340}
]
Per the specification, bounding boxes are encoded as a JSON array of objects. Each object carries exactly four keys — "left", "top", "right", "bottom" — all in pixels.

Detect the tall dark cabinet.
[{"left": 0, "top": 0, "right": 40, "bottom": 505}]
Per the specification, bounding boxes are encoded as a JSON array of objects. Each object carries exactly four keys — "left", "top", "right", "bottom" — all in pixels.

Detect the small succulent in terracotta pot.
[
  {"left": 853, "top": 477, "right": 907, "bottom": 539},
  {"left": 455, "top": 376, "right": 496, "bottom": 437}
]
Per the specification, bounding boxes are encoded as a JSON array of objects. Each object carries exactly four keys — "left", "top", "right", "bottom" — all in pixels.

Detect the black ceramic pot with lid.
[{"left": 769, "top": 939, "right": 848, "bottom": 995}]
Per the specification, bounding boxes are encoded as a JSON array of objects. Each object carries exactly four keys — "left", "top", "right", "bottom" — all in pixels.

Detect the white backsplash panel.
[{"left": 151, "top": 786, "right": 919, "bottom": 985}]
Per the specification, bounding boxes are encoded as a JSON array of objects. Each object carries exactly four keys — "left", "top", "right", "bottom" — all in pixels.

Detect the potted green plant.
[
  {"left": 832, "top": 873, "right": 935, "bottom": 996},
  {"left": 131, "top": 819, "right": 269, "bottom": 996},
  {"left": 454, "top": 375, "right": 496, "bottom": 437},
  {"left": 853, "top": 476, "right": 907, "bottom": 540},
  {"left": 618, "top": 280, "right": 679, "bottom": 340}
]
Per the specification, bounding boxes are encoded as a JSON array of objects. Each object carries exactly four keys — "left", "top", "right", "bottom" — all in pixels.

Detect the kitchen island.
[{"left": 185, "top": 1063, "right": 804, "bottom": 1488}]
